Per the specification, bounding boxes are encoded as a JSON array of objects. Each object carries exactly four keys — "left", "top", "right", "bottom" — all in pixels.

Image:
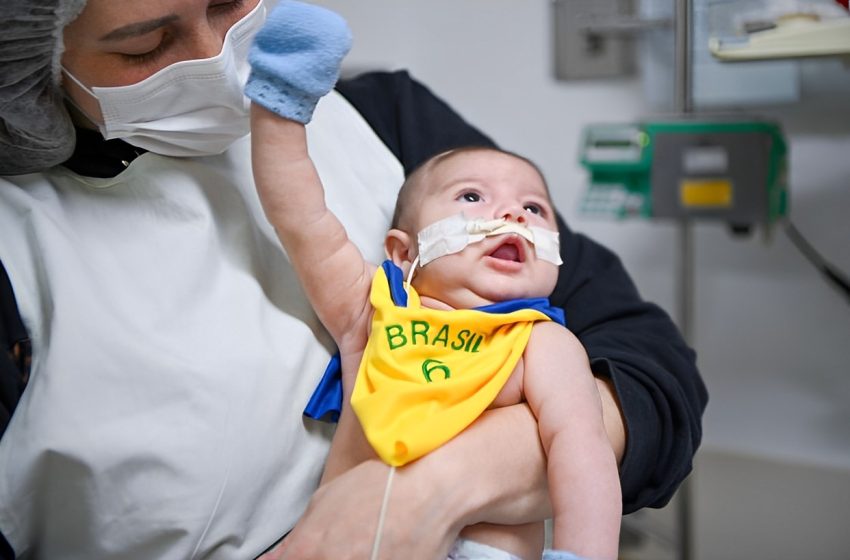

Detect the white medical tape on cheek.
[
  {"left": 417, "top": 213, "right": 471, "bottom": 266},
  {"left": 529, "top": 226, "right": 563, "bottom": 266},
  {"left": 416, "top": 213, "right": 563, "bottom": 266}
]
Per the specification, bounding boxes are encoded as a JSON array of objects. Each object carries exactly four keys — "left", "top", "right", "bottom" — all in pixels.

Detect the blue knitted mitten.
[{"left": 245, "top": 0, "right": 352, "bottom": 123}]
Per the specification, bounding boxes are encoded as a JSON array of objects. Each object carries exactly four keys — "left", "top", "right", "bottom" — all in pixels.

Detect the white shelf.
[{"left": 709, "top": 12, "right": 850, "bottom": 61}]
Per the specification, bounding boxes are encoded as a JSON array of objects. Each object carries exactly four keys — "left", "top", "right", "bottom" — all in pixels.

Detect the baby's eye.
[
  {"left": 459, "top": 192, "right": 481, "bottom": 203},
  {"left": 524, "top": 204, "right": 543, "bottom": 215}
]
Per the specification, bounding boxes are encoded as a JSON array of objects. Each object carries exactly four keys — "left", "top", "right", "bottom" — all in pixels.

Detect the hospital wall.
[{"left": 309, "top": 1, "right": 850, "bottom": 558}]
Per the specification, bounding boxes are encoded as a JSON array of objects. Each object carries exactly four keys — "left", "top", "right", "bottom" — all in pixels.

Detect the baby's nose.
[{"left": 501, "top": 209, "right": 527, "bottom": 224}]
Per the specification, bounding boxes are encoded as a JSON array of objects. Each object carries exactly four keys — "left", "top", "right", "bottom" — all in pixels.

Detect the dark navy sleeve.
[
  {"left": 336, "top": 70, "right": 707, "bottom": 514},
  {"left": 0, "top": 259, "right": 27, "bottom": 556},
  {"left": 0, "top": 259, "right": 29, "bottom": 441}
]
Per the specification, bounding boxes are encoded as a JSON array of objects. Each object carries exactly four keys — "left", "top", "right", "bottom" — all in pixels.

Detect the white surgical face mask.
[{"left": 62, "top": 0, "right": 266, "bottom": 157}]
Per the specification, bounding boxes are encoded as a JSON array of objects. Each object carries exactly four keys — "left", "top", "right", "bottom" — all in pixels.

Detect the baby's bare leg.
[{"left": 523, "top": 322, "right": 621, "bottom": 559}]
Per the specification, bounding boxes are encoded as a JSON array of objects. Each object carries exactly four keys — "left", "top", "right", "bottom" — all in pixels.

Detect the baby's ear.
[{"left": 385, "top": 229, "right": 414, "bottom": 268}]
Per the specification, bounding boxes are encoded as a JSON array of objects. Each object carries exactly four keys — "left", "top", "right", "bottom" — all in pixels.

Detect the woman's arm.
[
  {"left": 268, "top": 323, "right": 627, "bottom": 560},
  {"left": 264, "top": 404, "right": 551, "bottom": 560}
]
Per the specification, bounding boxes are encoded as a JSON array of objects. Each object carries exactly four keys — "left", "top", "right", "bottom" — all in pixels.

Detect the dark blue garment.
[{"left": 303, "top": 260, "right": 566, "bottom": 422}]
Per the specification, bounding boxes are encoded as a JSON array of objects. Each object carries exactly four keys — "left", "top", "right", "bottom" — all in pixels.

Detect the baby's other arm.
[{"left": 523, "top": 322, "right": 622, "bottom": 559}]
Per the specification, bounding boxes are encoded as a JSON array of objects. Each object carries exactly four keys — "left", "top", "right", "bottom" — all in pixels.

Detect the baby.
[{"left": 246, "top": 2, "right": 620, "bottom": 559}]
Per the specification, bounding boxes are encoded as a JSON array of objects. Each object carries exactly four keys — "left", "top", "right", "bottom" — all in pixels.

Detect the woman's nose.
[{"left": 191, "top": 26, "right": 226, "bottom": 60}]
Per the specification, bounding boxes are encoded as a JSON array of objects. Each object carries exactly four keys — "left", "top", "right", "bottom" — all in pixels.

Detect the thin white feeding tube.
[
  {"left": 405, "top": 256, "right": 420, "bottom": 292},
  {"left": 370, "top": 465, "right": 396, "bottom": 560}
]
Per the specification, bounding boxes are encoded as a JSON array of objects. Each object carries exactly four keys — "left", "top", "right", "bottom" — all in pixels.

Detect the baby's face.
[{"left": 409, "top": 150, "right": 561, "bottom": 308}]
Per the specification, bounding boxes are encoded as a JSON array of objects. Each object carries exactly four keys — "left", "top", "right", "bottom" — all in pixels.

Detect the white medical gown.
[{"left": 0, "top": 92, "right": 403, "bottom": 559}]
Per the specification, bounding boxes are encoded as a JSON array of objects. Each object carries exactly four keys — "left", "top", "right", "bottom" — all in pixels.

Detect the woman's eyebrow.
[{"left": 99, "top": 15, "right": 180, "bottom": 41}]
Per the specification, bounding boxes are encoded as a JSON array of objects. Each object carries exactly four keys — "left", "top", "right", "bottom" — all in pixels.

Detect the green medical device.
[{"left": 579, "top": 117, "right": 788, "bottom": 229}]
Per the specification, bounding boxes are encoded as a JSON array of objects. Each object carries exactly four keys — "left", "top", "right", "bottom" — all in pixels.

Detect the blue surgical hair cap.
[{"left": 0, "top": 0, "right": 88, "bottom": 175}]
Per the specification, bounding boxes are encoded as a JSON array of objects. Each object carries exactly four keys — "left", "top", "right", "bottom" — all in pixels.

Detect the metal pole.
[
  {"left": 674, "top": 0, "right": 693, "bottom": 114},
  {"left": 675, "top": 222, "right": 694, "bottom": 560},
  {"left": 674, "top": 1, "right": 694, "bottom": 560}
]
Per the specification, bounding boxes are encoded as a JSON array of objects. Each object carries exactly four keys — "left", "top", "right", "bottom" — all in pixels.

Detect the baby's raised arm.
[{"left": 246, "top": 1, "right": 372, "bottom": 343}]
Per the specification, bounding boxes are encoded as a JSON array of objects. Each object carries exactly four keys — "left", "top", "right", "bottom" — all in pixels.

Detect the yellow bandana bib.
[{"left": 351, "top": 262, "right": 562, "bottom": 466}]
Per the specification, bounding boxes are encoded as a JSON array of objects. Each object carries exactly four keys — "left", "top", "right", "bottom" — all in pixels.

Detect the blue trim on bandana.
[{"left": 303, "top": 353, "right": 343, "bottom": 422}]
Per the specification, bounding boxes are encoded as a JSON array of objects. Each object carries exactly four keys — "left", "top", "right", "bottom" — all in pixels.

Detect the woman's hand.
[{"left": 259, "top": 459, "right": 458, "bottom": 560}]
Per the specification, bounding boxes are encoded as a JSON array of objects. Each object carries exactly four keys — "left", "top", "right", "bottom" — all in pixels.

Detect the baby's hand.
[{"left": 245, "top": 1, "right": 352, "bottom": 124}]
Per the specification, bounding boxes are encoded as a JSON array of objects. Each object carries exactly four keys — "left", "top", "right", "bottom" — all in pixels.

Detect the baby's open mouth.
[{"left": 488, "top": 237, "right": 525, "bottom": 263}]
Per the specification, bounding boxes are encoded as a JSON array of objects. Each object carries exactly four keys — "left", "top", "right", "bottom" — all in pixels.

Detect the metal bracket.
[{"left": 552, "top": 0, "right": 672, "bottom": 80}]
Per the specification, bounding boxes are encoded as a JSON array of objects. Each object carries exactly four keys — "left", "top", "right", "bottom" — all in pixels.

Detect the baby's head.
[{"left": 385, "top": 146, "right": 562, "bottom": 309}]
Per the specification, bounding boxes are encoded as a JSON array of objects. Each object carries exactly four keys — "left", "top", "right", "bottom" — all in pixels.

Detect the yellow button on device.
[{"left": 679, "top": 179, "right": 733, "bottom": 208}]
